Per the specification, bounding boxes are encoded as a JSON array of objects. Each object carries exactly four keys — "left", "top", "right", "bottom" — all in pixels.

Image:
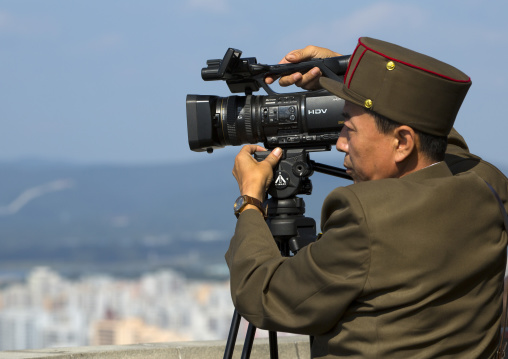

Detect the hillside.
[{"left": 0, "top": 156, "right": 349, "bottom": 279}]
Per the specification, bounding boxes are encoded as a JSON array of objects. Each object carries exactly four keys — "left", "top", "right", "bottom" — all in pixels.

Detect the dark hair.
[{"left": 370, "top": 110, "right": 447, "bottom": 162}]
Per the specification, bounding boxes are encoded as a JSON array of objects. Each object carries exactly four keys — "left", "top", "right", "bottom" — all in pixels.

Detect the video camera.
[{"left": 186, "top": 48, "right": 351, "bottom": 154}]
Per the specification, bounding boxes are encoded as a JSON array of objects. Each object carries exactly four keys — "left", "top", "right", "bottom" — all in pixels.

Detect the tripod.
[{"left": 223, "top": 149, "right": 351, "bottom": 359}]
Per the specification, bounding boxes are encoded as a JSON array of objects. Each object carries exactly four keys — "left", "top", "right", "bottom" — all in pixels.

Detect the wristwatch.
[{"left": 234, "top": 195, "right": 267, "bottom": 219}]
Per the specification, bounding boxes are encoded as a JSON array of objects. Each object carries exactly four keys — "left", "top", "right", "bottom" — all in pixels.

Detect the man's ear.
[{"left": 393, "top": 126, "right": 416, "bottom": 163}]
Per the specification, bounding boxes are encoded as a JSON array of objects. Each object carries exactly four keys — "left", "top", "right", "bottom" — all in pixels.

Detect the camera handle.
[
  {"left": 201, "top": 47, "right": 350, "bottom": 96},
  {"left": 223, "top": 149, "right": 351, "bottom": 359},
  {"left": 227, "top": 57, "right": 349, "bottom": 96}
]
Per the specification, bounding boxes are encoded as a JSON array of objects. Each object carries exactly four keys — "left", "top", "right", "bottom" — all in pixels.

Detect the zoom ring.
[
  {"left": 243, "top": 99, "right": 252, "bottom": 143},
  {"left": 226, "top": 96, "right": 238, "bottom": 145}
]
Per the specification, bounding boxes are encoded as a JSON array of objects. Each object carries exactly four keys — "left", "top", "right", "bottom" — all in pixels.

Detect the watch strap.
[{"left": 234, "top": 195, "right": 267, "bottom": 219}]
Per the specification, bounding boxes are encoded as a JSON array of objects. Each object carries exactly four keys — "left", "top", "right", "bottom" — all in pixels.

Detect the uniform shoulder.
[{"left": 323, "top": 178, "right": 405, "bottom": 211}]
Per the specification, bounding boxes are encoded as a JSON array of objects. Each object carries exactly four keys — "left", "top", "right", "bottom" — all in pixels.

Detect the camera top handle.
[{"left": 201, "top": 48, "right": 351, "bottom": 95}]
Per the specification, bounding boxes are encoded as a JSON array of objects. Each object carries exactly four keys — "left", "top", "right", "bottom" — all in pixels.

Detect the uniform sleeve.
[{"left": 225, "top": 187, "right": 371, "bottom": 335}]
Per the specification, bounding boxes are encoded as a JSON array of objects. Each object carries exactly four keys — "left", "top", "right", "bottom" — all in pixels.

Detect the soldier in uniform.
[{"left": 226, "top": 37, "right": 507, "bottom": 358}]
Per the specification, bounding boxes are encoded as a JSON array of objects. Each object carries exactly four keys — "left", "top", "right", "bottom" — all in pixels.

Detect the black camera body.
[
  {"left": 187, "top": 90, "right": 345, "bottom": 153},
  {"left": 186, "top": 48, "right": 350, "bottom": 154}
]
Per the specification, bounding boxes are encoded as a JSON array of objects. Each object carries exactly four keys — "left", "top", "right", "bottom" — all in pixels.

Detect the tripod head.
[{"left": 254, "top": 149, "right": 351, "bottom": 254}]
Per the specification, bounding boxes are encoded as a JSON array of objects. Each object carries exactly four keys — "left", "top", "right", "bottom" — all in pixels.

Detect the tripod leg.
[
  {"left": 223, "top": 309, "right": 242, "bottom": 359},
  {"left": 240, "top": 322, "right": 257, "bottom": 359},
  {"left": 269, "top": 331, "right": 278, "bottom": 359}
]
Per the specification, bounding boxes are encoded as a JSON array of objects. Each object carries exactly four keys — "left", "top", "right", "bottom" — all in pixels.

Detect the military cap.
[{"left": 320, "top": 37, "right": 472, "bottom": 137}]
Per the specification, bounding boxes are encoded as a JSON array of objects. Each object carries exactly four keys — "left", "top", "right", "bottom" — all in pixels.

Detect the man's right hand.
[
  {"left": 265, "top": 45, "right": 341, "bottom": 90},
  {"left": 232, "top": 146, "right": 282, "bottom": 203}
]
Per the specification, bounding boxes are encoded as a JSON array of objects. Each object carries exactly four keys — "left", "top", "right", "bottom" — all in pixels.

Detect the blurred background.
[{"left": 0, "top": 0, "right": 506, "bottom": 350}]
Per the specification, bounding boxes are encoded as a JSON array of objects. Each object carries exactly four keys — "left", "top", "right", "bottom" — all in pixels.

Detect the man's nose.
[{"left": 336, "top": 127, "right": 348, "bottom": 153}]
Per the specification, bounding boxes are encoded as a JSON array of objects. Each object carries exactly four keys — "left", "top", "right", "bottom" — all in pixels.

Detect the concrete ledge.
[{"left": 1, "top": 336, "right": 310, "bottom": 359}]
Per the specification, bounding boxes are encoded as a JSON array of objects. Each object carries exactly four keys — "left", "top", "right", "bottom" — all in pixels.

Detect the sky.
[{"left": 1, "top": 0, "right": 507, "bottom": 170}]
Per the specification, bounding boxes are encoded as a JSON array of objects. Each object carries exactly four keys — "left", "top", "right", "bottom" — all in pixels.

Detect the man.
[{"left": 226, "top": 37, "right": 507, "bottom": 358}]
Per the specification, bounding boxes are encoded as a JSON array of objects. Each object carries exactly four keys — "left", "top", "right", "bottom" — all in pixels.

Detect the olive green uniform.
[{"left": 226, "top": 162, "right": 507, "bottom": 358}]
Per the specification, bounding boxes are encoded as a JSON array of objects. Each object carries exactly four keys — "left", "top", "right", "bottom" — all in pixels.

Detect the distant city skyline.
[
  {"left": 1, "top": 1, "right": 507, "bottom": 169},
  {"left": 0, "top": 266, "right": 236, "bottom": 350}
]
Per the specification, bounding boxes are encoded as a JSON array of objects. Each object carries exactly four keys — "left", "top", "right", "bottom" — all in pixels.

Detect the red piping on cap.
[
  {"left": 357, "top": 38, "right": 471, "bottom": 83},
  {"left": 343, "top": 41, "right": 362, "bottom": 84},
  {"left": 347, "top": 48, "right": 368, "bottom": 89}
]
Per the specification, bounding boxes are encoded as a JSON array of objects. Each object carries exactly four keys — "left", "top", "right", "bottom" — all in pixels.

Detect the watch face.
[{"left": 234, "top": 196, "right": 245, "bottom": 212}]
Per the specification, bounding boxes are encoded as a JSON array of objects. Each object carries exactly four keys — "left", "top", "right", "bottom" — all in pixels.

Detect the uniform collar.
[{"left": 401, "top": 161, "right": 452, "bottom": 182}]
